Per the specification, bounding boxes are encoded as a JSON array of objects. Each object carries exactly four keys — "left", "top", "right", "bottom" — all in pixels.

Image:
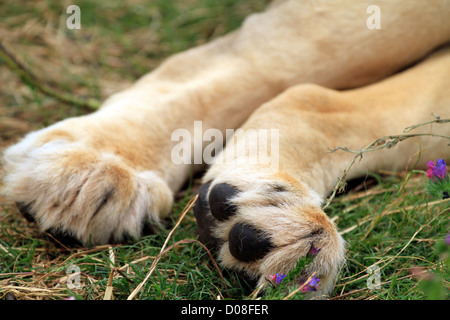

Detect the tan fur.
[
  {"left": 204, "top": 45, "right": 450, "bottom": 296},
  {"left": 2, "top": 0, "right": 450, "bottom": 297}
]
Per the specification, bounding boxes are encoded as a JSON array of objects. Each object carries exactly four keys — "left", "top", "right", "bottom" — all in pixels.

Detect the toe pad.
[{"left": 228, "top": 223, "right": 273, "bottom": 262}]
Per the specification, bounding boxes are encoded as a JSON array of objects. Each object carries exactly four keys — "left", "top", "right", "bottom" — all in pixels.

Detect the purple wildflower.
[
  {"left": 427, "top": 159, "right": 447, "bottom": 180},
  {"left": 446, "top": 233, "right": 450, "bottom": 246},
  {"left": 309, "top": 275, "right": 320, "bottom": 287},
  {"left": 300, "top": 274, "right": 320, "bottom": 292},
  {"left": 269, "top": 273, "right": 287, "bottom": 285}
]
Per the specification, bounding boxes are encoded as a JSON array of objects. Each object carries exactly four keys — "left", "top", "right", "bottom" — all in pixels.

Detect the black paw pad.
[
  {"left": 228, "top": 223, "right": 273, "bottom": 262},
  {"left": 45, "top": 228, "right": 82, "bottom": 247},
  {"left": 208, "top": 183, "right": 239, "bottom": 221},
  {"left": 15, "top": 202, "right": 36, "bottom": 223},
  {"left": 110, "top": 219, "right": 158, "bottom": 245},
  {"left": 193, "top": 182, "right": 220, "bottom": 248},
  {"left": 141, "top": 219, "right": 158, "bottom": 237}
]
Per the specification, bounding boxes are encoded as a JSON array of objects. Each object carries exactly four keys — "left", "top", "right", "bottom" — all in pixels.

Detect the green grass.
[
  {"left": 326, "top": 171, "right": 449, "bottom": 300},
  {"left": 0, "top": 0, "right": 449, "bottom": 300}
]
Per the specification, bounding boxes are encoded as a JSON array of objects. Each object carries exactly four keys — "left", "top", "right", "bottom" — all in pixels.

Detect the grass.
[
  {"left": 0, "top": 0, "right": 449, "bottom": 300},
  {"left": 328, "top": 171, "right": 449, "bottom": 300}
]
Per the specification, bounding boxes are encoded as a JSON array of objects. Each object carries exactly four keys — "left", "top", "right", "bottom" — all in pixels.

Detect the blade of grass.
[{"left": 127, "top": 194, "right": 198, "bottom": 300}]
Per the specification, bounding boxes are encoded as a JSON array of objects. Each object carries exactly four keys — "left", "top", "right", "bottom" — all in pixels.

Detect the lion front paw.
[
  {"left": 2, "top": 125, "right": 173, "bottom": 245},
  {"left": 193, "top": 169, "right": 346, "bottom": 297}
]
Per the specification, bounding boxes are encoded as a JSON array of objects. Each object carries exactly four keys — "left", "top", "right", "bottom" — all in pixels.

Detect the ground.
[{"left": 0, "top": 0, "right": 448, "bottom": 300}]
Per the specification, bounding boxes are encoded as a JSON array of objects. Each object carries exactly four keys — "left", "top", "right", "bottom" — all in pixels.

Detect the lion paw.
[
  {"left": 193, "top": 170, "right": 345, "bottom": 297},
  {"left": 2, "top": 124, "right": 173, "bottom": 245}
]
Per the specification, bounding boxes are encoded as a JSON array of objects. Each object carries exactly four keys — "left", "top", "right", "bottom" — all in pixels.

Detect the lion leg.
[{"left": 195, "top": 45, "right": 450, "bottom": 297}]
